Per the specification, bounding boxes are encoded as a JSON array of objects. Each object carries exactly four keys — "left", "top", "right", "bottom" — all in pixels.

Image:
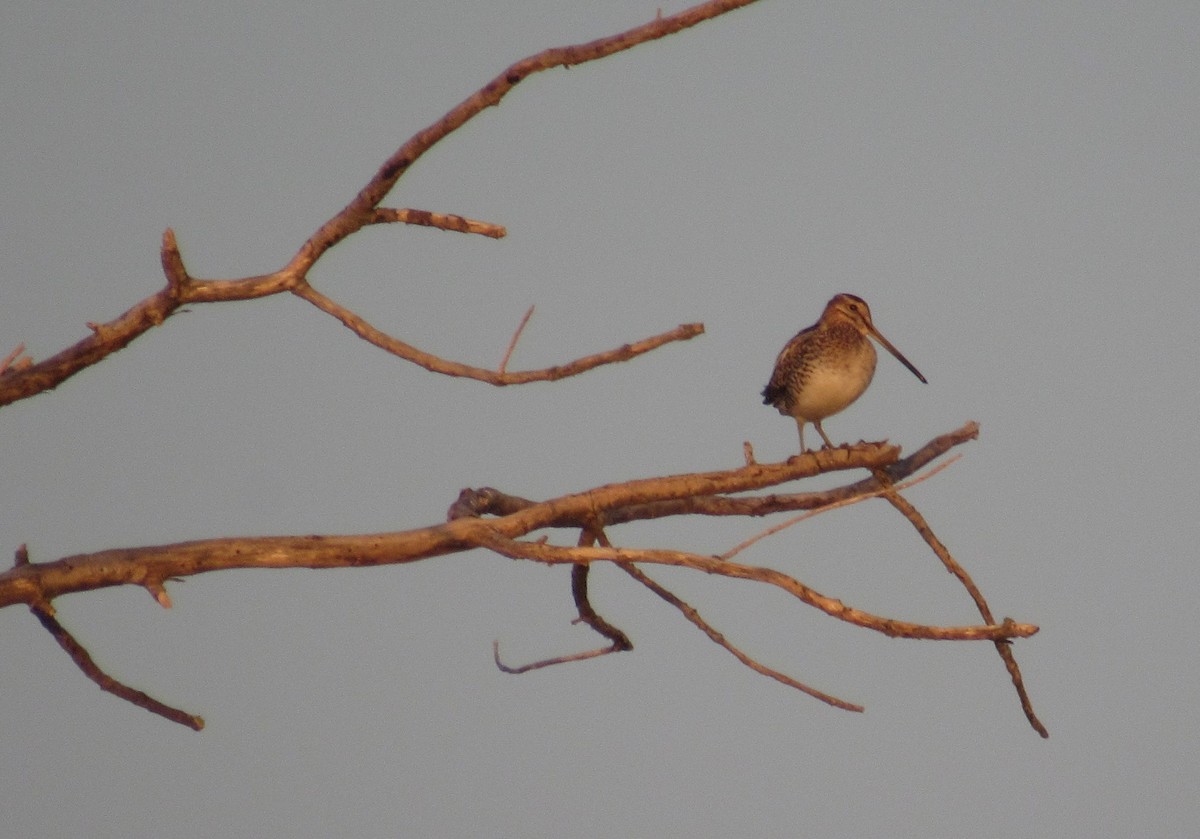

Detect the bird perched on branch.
[{"left": 762, "top": 293, "right": 927, "bottom": 453}]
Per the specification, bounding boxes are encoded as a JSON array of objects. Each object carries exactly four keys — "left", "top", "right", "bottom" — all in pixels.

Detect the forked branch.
[
  {"left": 494, "top": 533, "right": 634, "bottom": 674},
  {"left": 473, "top": 529, "right": 1033, "bottom": 642},
  {"left": 617, "top": 561, "right": 864, "bottom": 712},
  {"left": 3, "top": 425, "right": 1041, "bottom": 730},
  {"left": 0, "top": 0, "right": 759, "bottom": 407},
  {"left": 4, "top": 0, "right": 1044, "bottom": 737},
  {"left": 495, "top": 524, "right": 866, "bottom": 711}
]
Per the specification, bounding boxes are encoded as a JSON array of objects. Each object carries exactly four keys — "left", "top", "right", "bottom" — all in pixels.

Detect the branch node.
[
  {"left": 160, "top": 227, "right": 190, "bottom": 295},
  {"left": 742, "top": 441, "right": 757, "bottom": 466},
  {"left": 146, "top": 580, "right": 173, "bottom": 609},
  {"left": 1, "top": 343, "right": 32, "bottom": 375}
]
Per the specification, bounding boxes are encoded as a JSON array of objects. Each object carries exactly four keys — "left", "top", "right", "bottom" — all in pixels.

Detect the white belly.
[{"left": 789, "top": 350, "right": 876, "bottom": 422}]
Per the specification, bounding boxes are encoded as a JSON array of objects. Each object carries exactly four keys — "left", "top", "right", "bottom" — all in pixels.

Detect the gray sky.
[{"left": 2, "top": 1, "right": 1198, "bottom": 836}]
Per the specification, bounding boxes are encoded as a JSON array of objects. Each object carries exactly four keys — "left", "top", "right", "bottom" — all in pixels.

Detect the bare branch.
[
  {"left": 494, "top": 532, "right": 633, "bottom": 674},
  {"left": 1, "top": 0, "right": 761, "bottom": 407},
  {"left": 618, "top": 562, "right": 863, "bottom": 712},
  {"left": 873, "top": 473, "right": 1049, "bottom": 738},
  {"left": 493, "top": 638, "right": 618, "bottom": 674},
  {"left": 292, "top": 279, "right": 703, "bottom": 385},
  {"left": 298, "top": 0, "right": 765, "bottom": 267},
  {"left": 1, "top": 425, "right": 1041, "bottom": 727},
  {"left": 448, "top": 424, "right": 981, "bottom": 544},
  {"left": 493, "top": 523, "right": 862, "bottom": 711},
  {"left": 159, "top": 227, "right": 190, "bottom": 295},
  {"left": 0, "top": 343, "right": 32, "bottom": 375},
  {"left": 498, "top": 305, "right": 535, "bottom": 374},
  {"left": 3, "top": 0, "right": 1041, "bottom": 737},
  {"left": 368, "top": 207, "right": 506, "bottom": 238},
  {"left": 720, "top": 454, "right": 962, "bottom": 560},
  {"left": 29, "top": 601, "right": 203, "bottom": 730},
  {"left": 0, "top": 440, "right": 905, "bottom": 610},
  {"left": 567, "top": 536, "right": 634, "bottom": 651},
  {"left": 472, "top": 530, "right": 1037, "bottom": 643}
]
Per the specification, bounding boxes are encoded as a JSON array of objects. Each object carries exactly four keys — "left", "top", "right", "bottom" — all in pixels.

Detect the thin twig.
[
  {"left": 368, "top": 207, "right": 506, "bottom": 238},
  {"left": 721, "top": 455, "right": 961, "bottom": 560},
  {"left": 503, "top": 524, "right": 859, "bottom": 709},
  {"left": 0, "top": 343, "right": 31, "bottom": 375},
  {"left": 568, "top": 536, "right": 633, "bottom": 651},
  {"left": 498, "top": 305, "right": 535, "bottom": 374},
  {"left": 494, "top": 529, "right": 632, "bottom": 674},
  {"left": 598, "top": 422, "right": 980, "bottom": 526},
  {"left": 474, "top": 529, "right": 1037, "bottom": 642},
  {"left": 872, "top": 469, "right": 1049, "bottom": 738},
  {"left": 618, "top": 561, "right": 863, "bottom": 711},
  {"left": 493, "top": 638, "right": 617, "bottom": 673},
  {"left": 29, "top": 602, "right": 203, "bottom": 730}
]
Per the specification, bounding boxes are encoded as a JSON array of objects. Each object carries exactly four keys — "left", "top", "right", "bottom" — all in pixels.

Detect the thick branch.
[
  {"left": 448, "top": 423, "right": 980, "bottom": 526},
  {"left": 0, "top": 440, "right": 904, "bottom": 609},
  {"left": 2, "top": 425, "right": 1042, "bottom": 730}
]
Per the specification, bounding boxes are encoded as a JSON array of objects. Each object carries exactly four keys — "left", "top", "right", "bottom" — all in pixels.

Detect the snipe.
[{"left": 762, "top": 293, "right": 926, "bottom": 453}]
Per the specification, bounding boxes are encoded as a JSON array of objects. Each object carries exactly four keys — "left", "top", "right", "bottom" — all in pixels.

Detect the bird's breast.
[{"left": 787, "top": 342, "right": 877, "bottom": 421}]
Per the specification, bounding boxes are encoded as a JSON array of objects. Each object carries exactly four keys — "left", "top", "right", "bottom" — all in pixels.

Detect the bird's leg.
[
  {"left": 813, "top": 421, "right": 836, "bottom": 449},
  {"left": 796, "top": 420, "right": 808, "bottom": 453}
]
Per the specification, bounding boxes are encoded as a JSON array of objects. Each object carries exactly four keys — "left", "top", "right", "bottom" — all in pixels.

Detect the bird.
[{"left": 762, "top": 293, "right": 927, "bottom": 453}]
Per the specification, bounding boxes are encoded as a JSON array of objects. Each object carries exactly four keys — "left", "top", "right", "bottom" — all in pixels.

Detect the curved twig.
[
  {"left": 29, "top": 601, "right": 203, "bottom": 730},
  {"left": 494, "top": 531, "right": 633, "bottom": 674},
  {"left": 291, "top": 280, "right": 703, "bottom": 384}
]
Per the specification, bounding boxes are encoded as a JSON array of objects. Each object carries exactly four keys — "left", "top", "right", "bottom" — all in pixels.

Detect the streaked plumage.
[{"left": 762, "top": 293, "right": 926, "bottom": 453}]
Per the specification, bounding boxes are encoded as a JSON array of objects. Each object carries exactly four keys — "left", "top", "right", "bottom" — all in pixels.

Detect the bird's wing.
[{"left": 761, "top": 328, "right": 811, "bottom": 406}]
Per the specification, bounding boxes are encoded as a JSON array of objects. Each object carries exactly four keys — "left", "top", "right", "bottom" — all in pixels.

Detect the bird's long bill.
[{"left": 867, "top": 326, "right": 928, "bottom": 384}]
